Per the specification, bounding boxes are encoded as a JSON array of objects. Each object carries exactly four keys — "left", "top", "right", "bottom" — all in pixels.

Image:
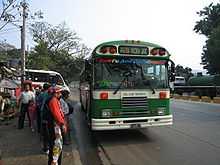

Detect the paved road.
[
  {"left": 72, "top": 96, "right": 220, "bottom": 165},
  {"left": 70, "top": 86, "right": 220, "bottom": 165},
  {"left": 94, "top": 100, "right": 220, "bottom": 165},
  {"left": 72, "top": 102, "right": 102, "bottom": 165},
  {"left": 69, "top": 87, "right": 102, "bottom": 165}
]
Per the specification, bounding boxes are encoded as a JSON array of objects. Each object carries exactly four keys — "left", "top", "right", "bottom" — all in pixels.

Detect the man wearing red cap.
[{"left": 47, "top": 87, "right": 67, "bottom": 165}]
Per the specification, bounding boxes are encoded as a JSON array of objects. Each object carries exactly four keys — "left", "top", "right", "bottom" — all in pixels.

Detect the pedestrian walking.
[
  {"left": 47, "top": 86, "right": 67, "bottom": 165},
  {"left": 18, "top": 81, "right": 35, "bottom": 129}
]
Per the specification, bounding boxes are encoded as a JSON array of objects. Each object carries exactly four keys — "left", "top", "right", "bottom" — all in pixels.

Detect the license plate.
[{"left": 130, "top": 124, "right": 141, "bottom": 129}]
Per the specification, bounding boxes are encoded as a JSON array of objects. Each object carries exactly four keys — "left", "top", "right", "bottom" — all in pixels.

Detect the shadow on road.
[
  {"left": 93, "top": 129, "right": 154, "bottom": 147},
  {"left": 71, "top": 102, "right": 102, "bottom": 165}
]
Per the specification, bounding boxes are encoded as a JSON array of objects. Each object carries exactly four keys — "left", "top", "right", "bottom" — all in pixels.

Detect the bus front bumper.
[{"left": 91, "top": 115, "right": 173, "bottom": 131}]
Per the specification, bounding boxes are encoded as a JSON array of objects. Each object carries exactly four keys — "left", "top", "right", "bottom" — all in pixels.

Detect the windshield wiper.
[
  {"left": 149, "top": 80, "right": 156, "bottom": 94},
  {"left": 113, "top": 71, "right": 132, "bottom": 95},
  {"left": 136, "top": 64, "right": 156, "bottom": 94}
]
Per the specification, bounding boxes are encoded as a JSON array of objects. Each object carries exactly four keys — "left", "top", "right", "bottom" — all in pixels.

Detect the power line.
[
  {"left": 0, "top": 29, "right": 20, "bottom": 35},
  {"left": 0, "top": 27, "right": 18, "bottom": 32}
]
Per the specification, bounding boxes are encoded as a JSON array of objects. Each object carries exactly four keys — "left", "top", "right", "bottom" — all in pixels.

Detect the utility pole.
[{"left": 20, "top": 0, "right": 28, "bottom": 85}]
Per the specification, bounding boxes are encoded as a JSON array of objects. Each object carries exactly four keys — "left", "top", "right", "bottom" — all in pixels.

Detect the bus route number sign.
[{"left": 119, "top": 46, "right": 149, "bottom": 55}]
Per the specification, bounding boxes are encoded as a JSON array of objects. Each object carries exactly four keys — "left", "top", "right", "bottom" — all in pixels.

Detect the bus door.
[{"left": 80, "top": 60, "right": 92, "bottom": 114}]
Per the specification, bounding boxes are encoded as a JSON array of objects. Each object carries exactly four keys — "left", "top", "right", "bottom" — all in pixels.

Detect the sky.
[{"left": 1, "top": 0, "right": 220, "bottom": 71}]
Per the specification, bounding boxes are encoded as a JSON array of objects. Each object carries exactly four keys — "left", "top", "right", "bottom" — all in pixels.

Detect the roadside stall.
[{"left": 0, "top": 79, "right": 19, "bottom": 123}]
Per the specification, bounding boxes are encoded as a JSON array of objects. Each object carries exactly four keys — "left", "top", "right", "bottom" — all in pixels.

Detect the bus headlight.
[
  {"left": 102, "top": 109, "right": 111, "bottom": 118},
  {"left": 157, "top": 107, "right": 166, "bottom": 115}
]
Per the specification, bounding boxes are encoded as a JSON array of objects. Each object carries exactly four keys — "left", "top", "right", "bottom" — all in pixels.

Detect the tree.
[
  {"left": 0, "top": 41, "right": 19, "bottom": 61},
  {"left": 194, "top": 2, "right": 220, "bottom": 74},
  {"left": 30, "top": 22, "right": 81, "bottom": 54},
  {"left": 202, "top": 25, "right": 220, "bottom": 74},
  {"left": 175, "top": 64, "right": 194, "bottom": 81},
  {"left": 28, "top": 22, "right": 90, "bottom": 82},
  {"left": 0, "top": 0, "right": 43, "bottom": 31},
  {"left": 194, "top": 3, "right": 220, "bottom": 36},
  {"left": 27, "top": 40, "right": 52, "bottom": 70},
  {"left": 0, "top": 0, "right": 17, "bottom": 31}
]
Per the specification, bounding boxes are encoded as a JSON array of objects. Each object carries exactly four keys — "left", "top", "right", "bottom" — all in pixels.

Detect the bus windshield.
[{"left": 94, "top": 58, "right": 168, "bottom": 89}]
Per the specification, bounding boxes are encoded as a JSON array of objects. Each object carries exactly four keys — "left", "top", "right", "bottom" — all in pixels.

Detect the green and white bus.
[{"left": 80, "top": 40, "right": 175, "bottom": 130}]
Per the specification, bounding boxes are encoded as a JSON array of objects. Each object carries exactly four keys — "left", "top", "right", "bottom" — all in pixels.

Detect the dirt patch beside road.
[{"left": 0, "top": 118, "right": 75, "bottom": 165}]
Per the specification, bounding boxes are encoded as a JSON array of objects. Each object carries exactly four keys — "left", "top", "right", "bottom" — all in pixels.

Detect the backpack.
[
  {"left": 67, "top": 102, "right": 74, "bottom": 115},
  {"left": 42, "top": 95, "right": 53, "bottom": 124}
]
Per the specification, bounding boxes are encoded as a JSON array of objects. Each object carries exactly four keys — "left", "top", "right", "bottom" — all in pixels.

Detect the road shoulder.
[{"left": 0, "top": 117, "right": 79, "bottom": 165}]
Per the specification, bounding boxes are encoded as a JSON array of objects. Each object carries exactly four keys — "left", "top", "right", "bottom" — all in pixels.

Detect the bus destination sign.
[{"left": 119, "top": 46, "right": 149, "bottom": 55}]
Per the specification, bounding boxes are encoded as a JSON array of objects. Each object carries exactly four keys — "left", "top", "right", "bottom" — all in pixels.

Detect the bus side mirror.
[
  {"left": 171, "top": 63, "right": 175, "bottom": 73},
  {"left": 171, "top": 62, "right": 175, "bottom": 82},
  {"left": 168, "top": 60, "right": 175, "bottom": 82},
  {"left": 170, "top": 73, "right": 175, "bottom": 82}
]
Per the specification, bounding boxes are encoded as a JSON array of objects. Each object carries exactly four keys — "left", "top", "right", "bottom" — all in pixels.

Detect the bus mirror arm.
[
  {"left": 85, "top": 73, "right": 92, "bottom": 82},
  {"left": 171, "top": 61, "right": 175, "bottom": 73}
]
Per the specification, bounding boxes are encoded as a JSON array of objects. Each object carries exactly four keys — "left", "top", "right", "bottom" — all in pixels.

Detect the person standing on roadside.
[
  {"left": 18, "top": 81, "right": 35, "bottom": 129},
  {"left": 47, "top": 87, "right": 66, "bottom": 165},
  {"left": 60, "top": 90, "right": 73, "bottom": 145},
  {"left": 38, "top": 83, "right": 51, "bottom": 153},
  {"left": 28, "top": 99, "right": 37, "bottom": 132},
  {"left": 35, "top": 86, "right": 42, "bottom": 133}
]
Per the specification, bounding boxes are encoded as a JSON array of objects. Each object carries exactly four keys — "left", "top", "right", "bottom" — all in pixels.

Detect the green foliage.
[
  {"left": 0, "top": 41, "right": 17, "bottom": 61},
  {"left": 202, "top": 25, "right": 220, "bottom": 74},
  {"left": 27, "top": 40, "right": 52, "bottom": 70},
  {"left": 175, "top": 64, "right": 194, "bottom": 81},
  {"left": 6, "top": 48, "right": 21, "bottom": 58},
  {"left": 0, "top": 47, "right": 20, "bottom": 62},
  {"left": 30, "top": 22, "right": 80, "bottom": 53},
  {"left": 28, "top": 22, "right": 90, "bottom": 82},
  {"left": 194, "top": 3, "right": 220, "bottom": 36},
  {"left": 0, "top": 52, "right": 7, "bottom": 61},
  {"left": 194, "top": 2, "right": 220, "bottom": 74}
]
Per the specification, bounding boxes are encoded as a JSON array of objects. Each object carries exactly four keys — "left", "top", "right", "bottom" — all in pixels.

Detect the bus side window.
[{"left": 56, "top": 75, "right": 63, "bottom": 85}]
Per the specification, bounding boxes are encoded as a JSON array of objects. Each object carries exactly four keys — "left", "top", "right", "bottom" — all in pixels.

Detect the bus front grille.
[{"left": 121, "top": 97, "right": 148, "bottom": 109}]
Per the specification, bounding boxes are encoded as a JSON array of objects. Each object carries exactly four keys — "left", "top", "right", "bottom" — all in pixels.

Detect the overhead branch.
[
  {"left": 0, "top": 20, "right": 10, "bottom": 30},
  {"left": 0, "top": 0, "right": 16, "bottom": 19}
]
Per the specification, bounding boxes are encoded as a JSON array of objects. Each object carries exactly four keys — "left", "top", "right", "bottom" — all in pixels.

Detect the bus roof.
[
  {"left": 92, "top": 40, "right": 171, "bottom": 58},
  {"left": 95, "top": 40, "right": 163, "bottom": 48},
  {"left": 175, "top": 76, "right": 185, "bottom": 79},
  {"left": 25, "top": 69, "right": 61, "bottom": 75}
]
